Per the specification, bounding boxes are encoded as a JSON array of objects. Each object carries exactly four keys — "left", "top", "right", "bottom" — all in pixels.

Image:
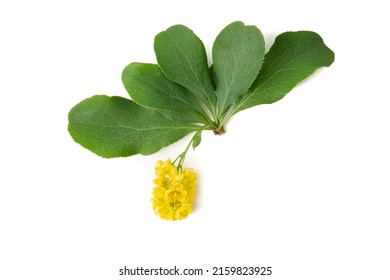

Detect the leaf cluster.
[{"left": 68, "top": 21, "right": 334, "bottom": 158}]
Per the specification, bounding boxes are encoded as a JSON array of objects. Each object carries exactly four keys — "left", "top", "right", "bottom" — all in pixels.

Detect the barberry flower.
[{"left": 152, "top": 159, "right": 197, "bottom": 220}]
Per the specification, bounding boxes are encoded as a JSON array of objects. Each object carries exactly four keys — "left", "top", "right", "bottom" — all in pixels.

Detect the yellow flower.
[{"left": 152, "top": 159, "right": 197, "bottom": 220}]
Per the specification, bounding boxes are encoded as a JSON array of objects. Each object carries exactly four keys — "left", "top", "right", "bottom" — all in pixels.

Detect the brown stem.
[{"left": 213, "top": 126, "right": 226, "bottom": 135}]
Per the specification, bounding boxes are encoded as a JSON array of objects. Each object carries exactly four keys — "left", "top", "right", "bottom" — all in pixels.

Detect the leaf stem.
[
  {"left": 173, "top": 125, "right": 207, "bottom": 172},
  {"left": 193, "top": 95, "right": 219, "bottom": 130},
  {"left": 218, "top": 104, "right": 236, "bottom": 128},
  {"left": 209, "top": 103, "right": 220, "bottom": 128}
]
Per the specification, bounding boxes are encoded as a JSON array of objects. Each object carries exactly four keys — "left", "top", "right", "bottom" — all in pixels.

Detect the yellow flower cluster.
[{"left": 152, "top": 159, "right": 197, "bottom": 220}]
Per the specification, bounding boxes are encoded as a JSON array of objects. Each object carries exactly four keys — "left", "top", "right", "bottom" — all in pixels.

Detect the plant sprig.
[{"left": 68, "top": 21, "right": 334, "bottom": 159}]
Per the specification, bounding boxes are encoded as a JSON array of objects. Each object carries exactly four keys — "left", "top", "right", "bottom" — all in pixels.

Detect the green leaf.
[
  {"left": 233, "top": 31, "right": 334, "bottom": 114},
  {"left": 68, "top": 95, "right": 198, "bottom": 158},
  {"left": 212, "top": 21, "right": 265, "bottom": 115},
  {"left": 192, "top": 133, "right": 202, "bottom": 150},
  {"left": 209, "top": 64, "right": 218, "bottom": 89},
  {"left": 122, "top": 63, "right": 210, "bottom": 124},
  {"left": 154, "top": 24, "right": 216, "bottom": 111}
]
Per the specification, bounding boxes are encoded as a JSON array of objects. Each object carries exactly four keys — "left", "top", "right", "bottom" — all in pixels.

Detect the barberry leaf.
[
  {"left": 68, "top": 95, "right": 199, "bottom": 158},
  {"left": 192, "top": 133, "right": 202, "bottom": 150},
  {"left": 212, "top": 21, "right": 265, "bottom": 115},
  {"left": 122, "top": 63, "right": 209, "bottom": 124},
  {"left": 209, "top": 65, "right": 217, "bottom": 89},
  {"left": 232, "top": 31, "right": 335, "bottom": 114},
  {"left": 154, "top": 25, "right": 216, "bottom": 111}
]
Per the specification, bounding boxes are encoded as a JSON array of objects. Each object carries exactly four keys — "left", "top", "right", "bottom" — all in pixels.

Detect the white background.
[{"left": 1, "top": 0, "right": 389, "bottom": 279}]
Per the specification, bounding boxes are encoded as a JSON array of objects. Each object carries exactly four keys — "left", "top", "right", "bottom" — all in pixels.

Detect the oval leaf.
[
  {"left": 192, "top": 133, "right": 202, "bottom": 150},
  {"left": 212, "top": 21, "right": 265, "bottom": 115},
  {"left": 154, "top": 25, "right": 216, "bottom": 110},
  {"left": 68, "top": 95, "right": 198, "bottom": 158},
  {"left": 122, "top": 63, "right": 210, "bottom": 124},
  {"left": 234, "top": 31, "right": 335, "bottom": 113}
]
